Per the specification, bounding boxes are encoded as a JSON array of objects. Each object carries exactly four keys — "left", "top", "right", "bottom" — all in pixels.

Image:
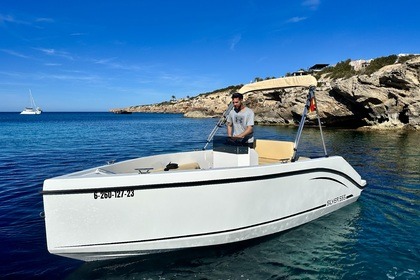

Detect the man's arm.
[
  {"left": 236, "top": 125, "right": 253, "bottom": 138},
  {"left": 227, "top": 122, "right": 233, "bottom": 137}
]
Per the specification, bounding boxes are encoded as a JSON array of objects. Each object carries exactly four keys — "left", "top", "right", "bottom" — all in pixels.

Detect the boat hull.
[
  {"left": 42, "top": 154, "right": 365, "bottom": 261},
  {"left": 20, "top": 109, "right": 41, "bottom": 114}
]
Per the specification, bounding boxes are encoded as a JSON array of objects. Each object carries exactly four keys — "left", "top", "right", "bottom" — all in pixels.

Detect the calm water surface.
[{"left": 0, "top": 112, "right": 418, "bottom": 279}]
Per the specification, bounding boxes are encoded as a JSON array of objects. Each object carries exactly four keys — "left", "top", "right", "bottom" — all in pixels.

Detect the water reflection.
[{"left": 67, "top": 204, "right": 362, "bottom": 279}]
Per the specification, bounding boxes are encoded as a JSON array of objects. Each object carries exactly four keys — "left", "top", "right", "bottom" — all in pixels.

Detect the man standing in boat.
[{"left": 227, "top": 92, "right": 255, "bottom": 148}]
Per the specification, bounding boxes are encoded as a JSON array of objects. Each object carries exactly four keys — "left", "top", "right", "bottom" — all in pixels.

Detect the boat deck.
[{"left": 70, "top": 139, "right": 302, "bottom": 178}]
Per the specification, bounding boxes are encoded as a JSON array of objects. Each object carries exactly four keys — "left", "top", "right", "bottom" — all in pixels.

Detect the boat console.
[{"left": 212, "top": 136, "right": 259, "bottom": 168}]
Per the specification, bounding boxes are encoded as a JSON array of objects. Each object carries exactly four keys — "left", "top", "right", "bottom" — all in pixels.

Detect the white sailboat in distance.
[{"left": 20, "top": 89, "right": 42, "bottom": 115}]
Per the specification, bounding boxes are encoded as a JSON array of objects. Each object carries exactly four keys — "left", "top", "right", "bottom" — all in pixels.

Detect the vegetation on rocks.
[
  {"left": 195, "top": 85, "right": 242, "bottom": 98},
  {"left": 111, "top": 54, "right": 420, "bottom": 130},
  {"left": 315, "top": 54, "right": 420, "bottom": 80},
  {"left": 315, "top": 59, "right": 356, "bottom": 79}
]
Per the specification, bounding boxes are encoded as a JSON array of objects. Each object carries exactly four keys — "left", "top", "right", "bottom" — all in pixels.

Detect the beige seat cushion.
[
  {"left": 177, "top": 162, "right": 200, "bottom": 170},
  {"left": 254, "top": 139, "right": 294, "bottom": 164}
]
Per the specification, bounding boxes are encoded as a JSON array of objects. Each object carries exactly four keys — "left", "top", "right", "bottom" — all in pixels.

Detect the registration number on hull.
[
  {"left": 326, "top": 194, "right": 347, "bottom": 206},
  {"left": 94, "top": 190, "right": 134, "bottom": 199}
]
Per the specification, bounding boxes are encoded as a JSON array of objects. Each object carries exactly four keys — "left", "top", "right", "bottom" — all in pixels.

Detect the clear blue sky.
[{"left": 1, "top": 0, "right": 419, "bottom": 112}]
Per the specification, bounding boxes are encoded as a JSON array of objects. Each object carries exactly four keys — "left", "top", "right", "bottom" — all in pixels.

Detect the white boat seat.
[{"left": 254, "top": 139, "right": 294, "bottom": 165}]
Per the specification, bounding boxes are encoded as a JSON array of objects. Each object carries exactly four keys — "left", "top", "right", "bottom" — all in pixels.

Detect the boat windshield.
[{"left": 213, "top": 135, "right": 249, "bottom": 154}]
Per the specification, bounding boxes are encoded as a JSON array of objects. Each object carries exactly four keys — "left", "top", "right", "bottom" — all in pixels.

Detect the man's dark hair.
[{"left": 231, "top": 92, "right": 243, "bottom": 100}]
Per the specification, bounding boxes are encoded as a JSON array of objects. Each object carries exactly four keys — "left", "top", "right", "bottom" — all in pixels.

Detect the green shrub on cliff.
[
  {"left": 397, "top": 54, "right": 419, "bottom": 64},
  {"left": 316, "top": 59, "right": 356, "bottom": 79},
  {"left": 315, "top": 54, "right": 419, "bottom": 79},
  {"left": 363, "top": 55, "right": 398, "bottom": 75},
  {"left": 196, "top": 85, "right": 242, "bottom": 98}
]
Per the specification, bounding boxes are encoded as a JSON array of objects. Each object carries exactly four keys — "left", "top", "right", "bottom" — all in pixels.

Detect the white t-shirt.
[{"left": 227, "top": 107, "right": 254, "bottom": 143}]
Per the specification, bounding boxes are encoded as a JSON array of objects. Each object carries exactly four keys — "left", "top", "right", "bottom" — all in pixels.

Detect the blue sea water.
[{"left": 0, "top": 112, "right": 418, "bottom": 279}]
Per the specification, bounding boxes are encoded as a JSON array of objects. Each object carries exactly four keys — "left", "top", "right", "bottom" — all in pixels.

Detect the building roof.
[{"left": 309, "top": 64, "right": 329, "bottom": 70}]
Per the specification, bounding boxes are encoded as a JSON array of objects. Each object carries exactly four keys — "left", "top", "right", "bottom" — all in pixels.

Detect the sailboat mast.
[{"left": 29, "top": 89, "right": 38, "bottom": 108}]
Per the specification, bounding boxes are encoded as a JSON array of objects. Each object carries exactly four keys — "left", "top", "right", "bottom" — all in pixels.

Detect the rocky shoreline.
[{"left": 111, "top": 56, "right": 420, "bottom": 130}]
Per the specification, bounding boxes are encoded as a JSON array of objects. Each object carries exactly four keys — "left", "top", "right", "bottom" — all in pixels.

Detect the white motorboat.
[
  {"left": 20, "top": 89, "right": 42, "bottom": 115},
  {"left": 42, "top": 76, "right": 366, "bottom": 261}
]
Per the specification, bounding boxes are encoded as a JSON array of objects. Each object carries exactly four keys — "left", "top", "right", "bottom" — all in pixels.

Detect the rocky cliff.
[{"left": 112, "top": 56, "right": 420, "bottom": 130}]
